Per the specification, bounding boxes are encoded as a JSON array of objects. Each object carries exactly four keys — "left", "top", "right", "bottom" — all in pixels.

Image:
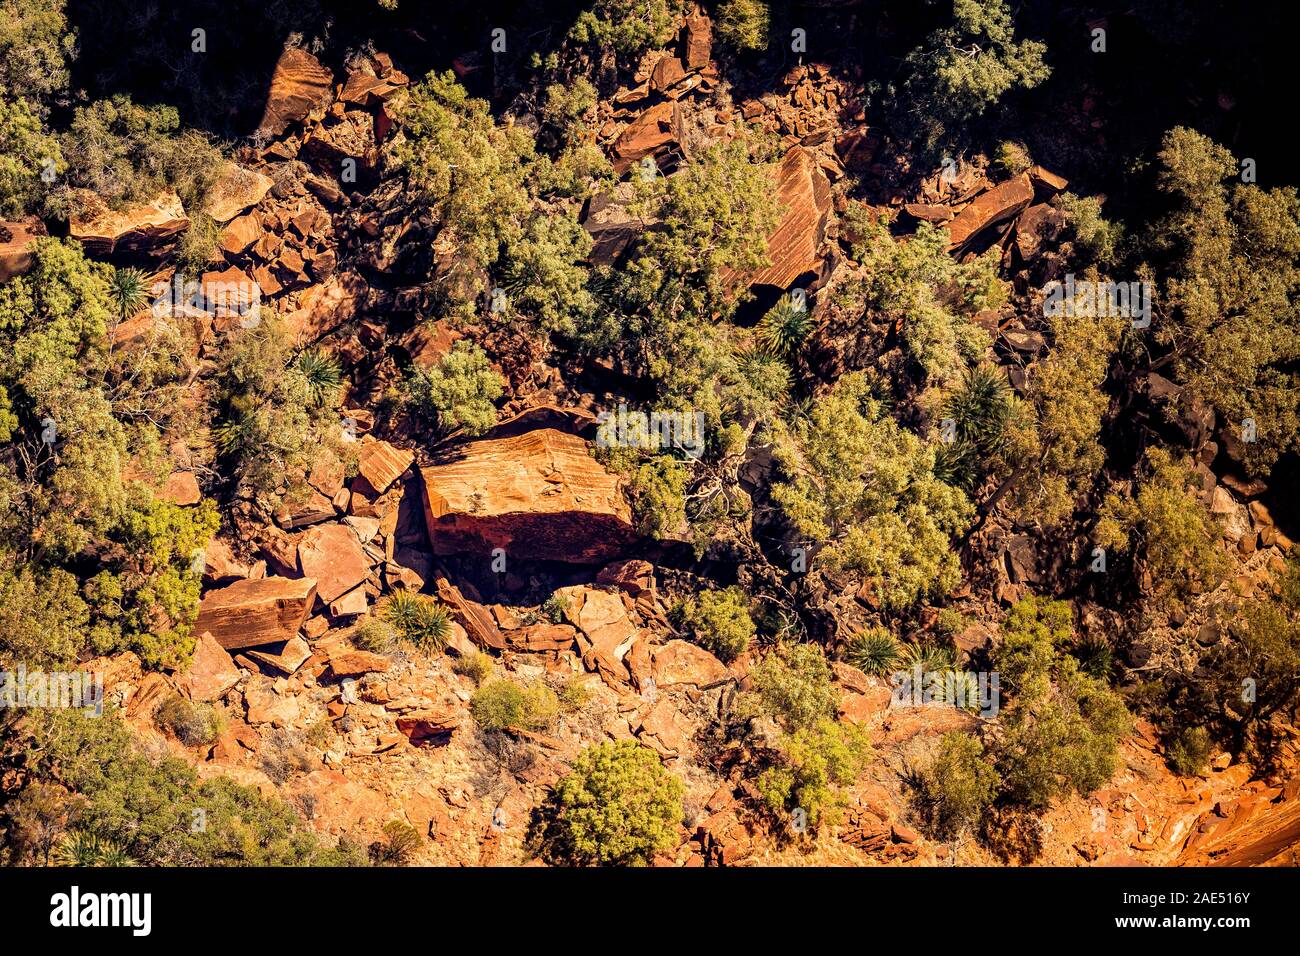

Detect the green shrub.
[
  {"left": 568, "top": 0, "right": 681, "bottom": 57},
  {"left": 0, "top": 0, "right": 76, "bottom": 108},
  {"left": 0, "top": 97, "right": 62, "bottom": 216},
  {"left": 771, "top": 371, "right": 973, "bottom": 609},
  {"left": 0, "top": 565, "right": 90, "bottom": 668},
  {"left": 370, "top": 820, "right": 421, "bottom": 865},
  {"left": 992, "top": 140, "right": 1032, "bottom": 176},
  {"left": 994, "top": 596, "right": 1072, "bottom": 701},
  {"left": 757, "top": 718, "right": 872, "bottom": 832},
  {"left": 533, "top": 740, "right": 683, "bottom": 866},
  {"left": 1196, "top": 559, "right": 1300, "bottom": 765},
  {"left": 917, "top": 732, "right": 1000, "bottom": 840},
  {"left": 58, "top": 94, "right": 223, "bottom": 211},
  {"left": 890, "top": 0, "right": 1050, "bottom": 158},
  {"left": 679, "top": 586, "right": 755, "bottom": 661},
  {"left": 935, "top": 609, "right": 966, "bottom": 637},
  {"left": 1096, "top": 446, "right": 1228, "bottom": 602},
  {"left": 174, "top": 210, "right": 220, "bottom": 276},
  {"left": 155, "top": 695, "right": 223, "bottom": 747},
  {"left": 1057, "top": 192, "right": 1120, "bottom": 267},
  {"left": 540, "top": 591, "right": 571, "bottom": 624},
  {"left": 471, "top": 680, "right": 560, "bottom": 732},
  {"left": 739, "top": 643, "right": 839, "bottom": 733},
  {"left": 717, "top": 0, "right": 770, "bottom": 50},
  {"left": 406, "top": 340, "right": 503, "bottom": 436},
  {"left": 379, "top": 591, "right": 452, "bottom": 651},
  {"left": 559, "top": 676, "right": 593, "bottom": 711},
  {"left": 452, "top": 651, "right": 494, "bottom": 684},
  {"left": 623, "top": 454, "right": 688, "bottom": 539},
  {"left": 6, "top": 709, "right": 355, "bottom": 866},
  {"left": 1167, "top": 726, "right": 1211, "bottom": 777},
  {"left": 211, "top": 313, "right": 342, "bottom": 508},
  {"left": 352, "top": 616, "right": 400, "bottom": 653},
  {"left": 997, "top": 659, "right": 1132, "bottom": 810}
]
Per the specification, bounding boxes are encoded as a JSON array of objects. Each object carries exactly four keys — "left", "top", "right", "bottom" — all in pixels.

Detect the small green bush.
[
  {"left": 370, "top": 820, "right": 422, "bottom": 865},
  {"left": 739, "top": 643, "right": 839, "bottom": 733},
  {"left": 541, "top": 591, "right": 571, "bottom": 624},
  {"left": 757, "top": 718, "right": 872, "bottom": 832},
  {"left": 452, "top": 651, "right": 494, "bottom": 684},
  {"left": 917, "top": 732, "right": 1000, "bottom": 840},
  {"left": 559, "top": 676, "right": 593, "bottom": 711},
  {"left": 992, "top": 140, "right": 1033, "bottom": 177},
  {"left": 406, "top": 340, "right": 503, "bottom": 436},
  {"left": 717, "top": 0, "right": 770, "bottom": 51},
  {"left": 352, "top": 616, "right": 400, "bottom": 653},
  {"left": 533, "top": 740, "right": 684, "bottom": 866},
  {"left": 1168, "top": 726, "right": 1212, "bottom": 777},
  {"left": 155, "top": 695, "right": 222, "bottom": 747},
  {"left": 471, "top": 680, "right": 559, "bottom": 732},
  {"left": 679, "top": 586, "right": 755, "bottom": 662}
]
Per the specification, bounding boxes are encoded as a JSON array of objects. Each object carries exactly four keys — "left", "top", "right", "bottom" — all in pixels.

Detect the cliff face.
[{"left": 8, "top": 3, "right": 1296, "bottom": 874}]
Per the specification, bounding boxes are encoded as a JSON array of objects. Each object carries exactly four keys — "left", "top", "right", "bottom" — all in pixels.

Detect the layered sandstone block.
[
  {"left": 194, "top": 576, "right": 318, "bottom": 650},
  {"left": 420, "top": 428, "right": 634, "bottom": 563}
]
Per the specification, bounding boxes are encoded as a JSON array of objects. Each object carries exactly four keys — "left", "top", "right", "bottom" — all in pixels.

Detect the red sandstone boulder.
[
  {"left": 682, "top": 13, "right": 712, "bottom": 69},
  {"left": 945, "top": 173, "right": 1034, "bottom": 249},
  {"left": 176, "top": 632, "right": 241, "bottom": 702},
  {"left": 652, "top": 640, "right": 730, "bottom": 689},
  {"left": 194, "top": 576, "right": 317, "bottom": 650},
  {"left": 0, "top": 219, "right": 45, "bottom": 283},
  {"left": 257, "top": 47, "right": 334, "bottom": 139},
  {"left": 69, "top": 190, "right": 190, "bottom": 255},
  {"left": 722, "top": 146, "right": 832, "bottom": 290},
  {"left": 612, "top": 101, "right": 683, "bottom": 175},
  {"left": 296, "top": 522, "right": 371, "bottom": 604},
  {"left": 355, "top": 439, "right": 414, "bottom": 495},
  {"left": 203, "top": 162, "right": 274, "bottom": 223},
  {"left": 419, "top": 428, "right": 634, "bottom": 564}
]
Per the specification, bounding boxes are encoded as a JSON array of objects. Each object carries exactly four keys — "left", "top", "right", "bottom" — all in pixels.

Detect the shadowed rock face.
[
  {"left": 945, "top": 172, "right": 1035, "bottom": 250},
  {"left": 419, "top": 428, "right": 635, "bottom": 563},
  {"left": 0, "top": 219, "right": 45, "bottom": 283}
]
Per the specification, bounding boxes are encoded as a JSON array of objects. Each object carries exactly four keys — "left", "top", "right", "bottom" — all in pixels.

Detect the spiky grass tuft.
[
  {"left": 380, "top": 590, "right": 452, "bottom": 652},
  {"left": 295, "top": 349, "right": 343, "bottom": 408},
  {"left": 845, "top": 627, "right": 900, "bottom": 676},
  {"left": 757, "top": 295, "right": 814, "bottom": 358},
  {"left": 110, "top": 267, "right": 151, "bottom": 319}
]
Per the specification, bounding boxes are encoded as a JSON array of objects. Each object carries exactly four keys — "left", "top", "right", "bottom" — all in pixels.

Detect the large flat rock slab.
[{"left": 420, "top": 428, "right": 634, "bottom": 564}]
